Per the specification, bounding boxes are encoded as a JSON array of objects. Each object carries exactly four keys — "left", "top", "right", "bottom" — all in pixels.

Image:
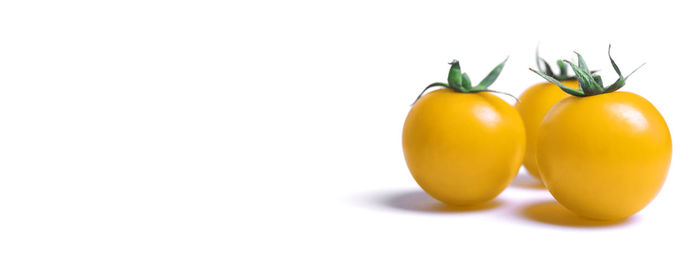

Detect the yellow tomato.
[
  {"left": 537, "top": 91, "right": 672, "bottom": 220},
  {"left": 515, "top": 80, "right": 578, "bottom": 180},
  {"left": 403, "top": 89, "right": 525, "bottom": 206}
]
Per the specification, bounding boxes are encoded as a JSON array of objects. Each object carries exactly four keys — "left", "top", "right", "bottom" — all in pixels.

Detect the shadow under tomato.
[
  {"left": 380, "top": 190, "right": 503, "bottom": 213},
  {"left": 510, "top": 172, "right": 546, "bottom": 190},
  {"left": 519, "top": 200, "right": 635, "bottom": 227}
]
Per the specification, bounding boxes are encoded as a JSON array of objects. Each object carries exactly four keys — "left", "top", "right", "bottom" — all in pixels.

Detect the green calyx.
[
  {"left": 536, "top": 46, "right": 577, "bottom": 81},
  {"left": 412, "top": 58, "right": 517, "bottom": 105},
  {"left": 530, "top": 45, "right": 646, "bottom": 97}
]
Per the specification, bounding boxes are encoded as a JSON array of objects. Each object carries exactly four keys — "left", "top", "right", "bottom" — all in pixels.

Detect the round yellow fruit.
[
  {"left": 402, "top": 89, "right": 526, "bottom": 206},
  {"left": 537, "top": 92, "right": 672, "bottom": 220},
  {"left": 515, "top": 80, "right": 578, "bottom": 180}
]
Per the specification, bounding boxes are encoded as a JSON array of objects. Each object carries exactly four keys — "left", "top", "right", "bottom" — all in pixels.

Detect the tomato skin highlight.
[
  {"left": 402, "top": 89, "right": 526, "bottom": 206},
  {"left": 515, "top": 80, "right": 578, "bottom": 180},
  {"left": 537, "top": 91, "right": 672, "bottom": 220}
]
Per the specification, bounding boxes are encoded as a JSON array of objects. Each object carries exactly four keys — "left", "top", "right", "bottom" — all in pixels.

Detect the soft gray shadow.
[
  {"left": 519, "top": 200, "right": 636, "bottom": 227},
  {"left": 379, "top": 190, "right": 503, "bottom": 213},
  {"left": 510, "top": 172, "right": 546, "bottom": 190}
]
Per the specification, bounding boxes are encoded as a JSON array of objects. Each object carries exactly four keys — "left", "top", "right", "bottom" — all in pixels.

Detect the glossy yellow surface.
[
  {"left": 402, "top": 89, "right": 525, "bottom": 206},
  {"left": 537, "top": 92, "right": 672, "bottom": 220},
  {"left": 515, "top": 80, "right": 578, "bottom": 180}
]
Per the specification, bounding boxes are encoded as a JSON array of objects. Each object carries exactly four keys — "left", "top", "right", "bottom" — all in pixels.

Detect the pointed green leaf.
[
  {"left": 603, "top": 45, "right": 645, "bottom": 93},
  {"left": 536, "top": 47, "right": 554, "bottom": 76},
  {"left": 574, "top": 51, "right": 590, "bottom": 73},
  {"left": 604, "top": 78, "right": 625, "bottom": 93},
  {"left": 592, "top": 74, "right": 603, "bottom": 86},
  {"left": 556, "top": 60, "right": 568, "bottom": 79},
  {"left": 564, "top": 60, "right": 603, "bottom": 95},
  {"left": 411, "top": 82, "right": 448, "bottom": 105},
  {"left": 461, "top": 72, "right": 472, "bottom": 90},
  {"left": 474, "top": 57, "right": 508, "bottom": 90},
  {"left": 540, "top": 59, "right": 554, "bottom": 77},
  {"left": 605, "top": 63, "right": 645, "bottom": 93},
  {"left": 625, "top": 63, "right": 646, "bottom": 80},
  {"left": 529, "top": 68, "right": 585, "bottom": 97},
  {"left": 447, "top": 60, "right": 463, "bottom": 91},
  {"left": 608, "top": 45, "right": 623, "bottom": 78}
]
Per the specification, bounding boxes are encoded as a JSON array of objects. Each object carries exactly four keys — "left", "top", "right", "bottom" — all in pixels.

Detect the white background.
[{"left": 1, "top": 0, "right": 698, "bottom": 253}]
